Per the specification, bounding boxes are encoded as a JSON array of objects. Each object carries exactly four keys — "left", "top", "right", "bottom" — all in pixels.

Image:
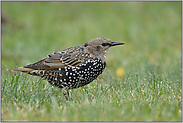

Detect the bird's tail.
[
  {"left": 12, "top": 67, "right": 34, "bottom": 72},
  {"left": 12, "top": 67, "right": 43, "bottom": 76}
]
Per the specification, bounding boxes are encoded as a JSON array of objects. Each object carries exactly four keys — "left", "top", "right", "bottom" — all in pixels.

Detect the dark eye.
[{"left": 102, "top": 43, "right": 109, "bottom": 46}]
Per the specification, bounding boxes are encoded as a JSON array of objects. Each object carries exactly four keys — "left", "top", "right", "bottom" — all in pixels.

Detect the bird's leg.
[{"left": 62, "top": 87, "right": 69, "bottom": 100}]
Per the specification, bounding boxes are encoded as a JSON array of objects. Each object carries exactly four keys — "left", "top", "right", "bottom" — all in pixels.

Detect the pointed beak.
[{"left": 110, "top": 41, "right": 125, "bottom": 46}]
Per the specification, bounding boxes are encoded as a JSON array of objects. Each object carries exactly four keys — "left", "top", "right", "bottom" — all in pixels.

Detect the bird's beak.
[{"left": 110, "top": 41, "right": 125, "bottom": 46}]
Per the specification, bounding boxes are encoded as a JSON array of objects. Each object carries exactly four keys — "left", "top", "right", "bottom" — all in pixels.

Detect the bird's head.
[{"left": 84, "top": 38, "right": 124, "bottom": 61}]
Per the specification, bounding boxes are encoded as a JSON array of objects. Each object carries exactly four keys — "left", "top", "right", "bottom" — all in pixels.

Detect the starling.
[{"left": 12, "top": 38, "right": 124, "bottom": 100}]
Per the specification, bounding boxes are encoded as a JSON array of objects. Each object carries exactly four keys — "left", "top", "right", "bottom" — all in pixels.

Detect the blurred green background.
[
  {"left": 1, "top": 1, "right": 182, "bottom": 122},
  {"left": 2, "top": 1, "right": 181, "bottom": 71}
]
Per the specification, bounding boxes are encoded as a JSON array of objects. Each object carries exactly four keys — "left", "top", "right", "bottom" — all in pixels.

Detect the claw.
[{"left": 62, "top": 87, "right": 69, "bottom": 100}]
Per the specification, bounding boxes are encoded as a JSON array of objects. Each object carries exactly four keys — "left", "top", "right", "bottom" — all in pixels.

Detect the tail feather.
[
  {"left": 12, "top": 67, "right": 34, "bottom": 72},
  {"left": 12, "top": 67, "right": 44, "bottom": 77}
]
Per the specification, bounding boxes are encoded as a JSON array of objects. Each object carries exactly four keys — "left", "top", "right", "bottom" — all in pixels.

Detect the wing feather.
[{"left": 18, "top": 46, "right": 92, "bottom": 71}]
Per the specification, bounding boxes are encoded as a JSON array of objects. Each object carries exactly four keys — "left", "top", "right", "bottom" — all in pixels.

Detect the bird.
[{"left": 12, "top": 38, "right": 124, "bottom": 100}]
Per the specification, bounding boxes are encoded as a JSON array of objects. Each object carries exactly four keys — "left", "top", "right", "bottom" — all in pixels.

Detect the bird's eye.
[{"left": 102, "top": 43, "right": 109, "bottom": 46}]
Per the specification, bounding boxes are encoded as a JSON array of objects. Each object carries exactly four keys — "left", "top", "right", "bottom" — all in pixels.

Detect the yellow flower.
[{"left": 116, "top": 68, "right": 125, "bottom": 77}]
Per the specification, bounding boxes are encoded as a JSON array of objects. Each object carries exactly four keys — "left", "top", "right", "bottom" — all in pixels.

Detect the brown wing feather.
[
  {"left": 44, "top": 46, "right": 91, "bottom": 67},
  {"left": 13, "top": 46, "right": 92, "bottom": 72}
]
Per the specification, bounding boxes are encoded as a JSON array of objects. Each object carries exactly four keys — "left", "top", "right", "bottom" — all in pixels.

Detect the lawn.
[{"left": 1, "top": 1, "right": 182, "bottom": 122}]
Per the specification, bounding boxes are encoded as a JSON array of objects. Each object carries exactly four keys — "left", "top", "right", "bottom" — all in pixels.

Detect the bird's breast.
[{"left": 39, "top": 58, "right": 107, "bottom": 89}]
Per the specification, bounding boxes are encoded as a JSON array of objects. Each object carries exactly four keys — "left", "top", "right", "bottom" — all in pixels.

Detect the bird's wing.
[
  {"left": 13, "top": 46, "right": 92, "bottom": 72},
  {"left": 44, "top": 46, "right": 91, "bottom": 68}
]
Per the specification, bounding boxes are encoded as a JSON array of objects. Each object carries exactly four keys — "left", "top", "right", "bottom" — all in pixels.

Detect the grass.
[{"left": 1, "top": 1, "right": 182, "bottom": 122}]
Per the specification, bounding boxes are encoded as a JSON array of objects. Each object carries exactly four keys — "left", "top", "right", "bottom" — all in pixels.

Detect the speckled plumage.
[{"left": 12, "top": 38, "right": 124, "bottom": 100}]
